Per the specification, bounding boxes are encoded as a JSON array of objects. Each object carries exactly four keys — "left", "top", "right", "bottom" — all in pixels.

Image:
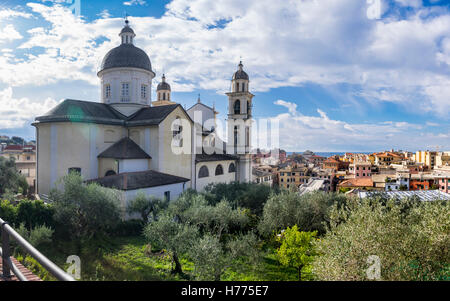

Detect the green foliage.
[
  {"left": 16, "top": 199, "right": 55, "bottom": 229},
  {"left": 339, "top": 187, "right": 352, "bottom": 193},
  {"left": 189, "top": 232, "right": 261, "bottom": 281},
  {"left": 0, "top": 199, "right": 18, "bottom": 224},
  {"left": 126, "top": 191, "right": 167, "bottom": 223},
  {"left": 313, "top": 198, "right": 450, "bottom": 281},
  {"left": 0, "top": 156, "right": 28, "bottom": 196},
  {"left": 0, "top": 199, "right": 54, "bottom": 229},
  {"left": 113, "top": 219, "right": 145, "bottom": 237},
  {"left": 258, "top": 191, "right": 348, "bottom": 237},
  {"left": 276, "top": 225, "right": 317, "bottom": 281},
  {"left": 168, "top": 192, "right": 249, "bottom": 238},
  {"left": 204, "top": 182, "right": 274, "bottom": 216},
  {"left": 144, "top": 214, "right": 199, "bottom": 274},
  {"left": 15, "top": 223, "right": 54, "bottom": 249},
  {"left": 50, "top": 172, "right": 121, "bottom": 240},
  {"left": 16, "top": 254, "right": 53, "bottom": 281}
]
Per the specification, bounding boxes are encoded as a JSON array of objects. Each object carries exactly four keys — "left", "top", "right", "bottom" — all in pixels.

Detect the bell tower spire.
[{"left": 226, "top": 61, "right": 254, "bottom": 183}]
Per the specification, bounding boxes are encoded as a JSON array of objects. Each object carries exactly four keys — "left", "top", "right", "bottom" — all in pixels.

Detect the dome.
[
  {"left": 157, "top": 74, "right": 171, "bottom": 91},
  {"left": 99, "top": 44, "right": 153, "bottom": 73},
  {"left": 232, "top": 62, "right": 249, "bottom": 80},
  {"left": 233, "top": 70, "right": 249, "bottom": 80},
  {"left": 157, "top": 82, "right": 171, "bottom": 91},
  {"left": 120, "top": 26, "right": 135, "bottom": 35}
]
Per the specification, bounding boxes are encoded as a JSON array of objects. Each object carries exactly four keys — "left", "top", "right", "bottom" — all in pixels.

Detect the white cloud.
[
  {"left": 0, "top": 24, "right": 23, "bottom": 43},
  {"left": 123, "top": 0, "right": 146, "bottom": 6},
  {"left": 269, "top": 100, "right": 449, "bottom": 151},
  {"left": 0, "top": 87, "right": 60, "bottom": 129},
  {"left": 98, "top": 9, "right": 111, "bottom": 19},
  {"left": 0, "top": 0, "right": 450, "bottom": 135}
]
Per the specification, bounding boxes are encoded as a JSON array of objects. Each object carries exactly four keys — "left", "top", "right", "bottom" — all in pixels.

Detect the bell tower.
[{"left": 226, "top": 61, "right": 254, "bottom": 182}]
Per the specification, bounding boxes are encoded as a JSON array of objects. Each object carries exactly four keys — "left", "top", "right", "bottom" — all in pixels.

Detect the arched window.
[
  {"left": 105, "top": 170, "right": 116, "bottom": 177},
  {"left": 234, "top": 100, "right": 240, "bottom": 114},
  {"left": 242, "top": 83, "right": 245, "bottom": 92},
  {"left": 236, "top": 82, "right": 239, "bottom": 92},
  {"left": 228, "top": 163, "right": 236, "bottom": 173},
  {"left": 198, "top": 166, "right": 209, "bottom": 178},
  {"left": 215, "top": 164, "right": 224, "bottom": 176}
]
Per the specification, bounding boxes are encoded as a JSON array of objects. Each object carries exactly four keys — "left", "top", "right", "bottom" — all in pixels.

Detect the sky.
[{"left": 0, "top": 0, "right": 449, "bottom": 152}]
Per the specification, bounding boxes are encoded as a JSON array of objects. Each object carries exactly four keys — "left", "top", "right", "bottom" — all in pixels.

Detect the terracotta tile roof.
[
  {"left": 339, "top": 178, "right": 374, "bottom": 188},
  {"left": 0, "top": 257, "right": 42, "bottom": 281},
  {"left": 3, "top": 145, "right": 36, "bottom": 151}
]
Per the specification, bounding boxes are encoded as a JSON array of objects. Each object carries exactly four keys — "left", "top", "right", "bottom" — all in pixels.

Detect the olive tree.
[
  {"left": 258, "top": 191, "right": 348, "bottom": 237},
  {"left": 144, "top": 214, "right": 199, "bottom": 274},
  {"left": 313, "top": 198, "right": 450, "bottom": 281},
  {"left": 189, "top": 232, "right": 261, "bottom": 281},
  {"left": 0, "top": 156, "right": 28, "bottom": 196},
  {"left": 127, "top": 191, "right": 167, "bottom": 223},
  {"left": 50, "top": 172, "right": 121, "bottom": 241}
]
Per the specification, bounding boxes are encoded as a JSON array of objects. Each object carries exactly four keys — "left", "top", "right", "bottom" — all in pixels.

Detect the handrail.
[{"left": 0, "top": 217, "right": 75, "bottom": 281}]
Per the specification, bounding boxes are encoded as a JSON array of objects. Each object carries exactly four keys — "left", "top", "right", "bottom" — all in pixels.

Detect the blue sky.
[{"left": 0, "top": 0, "right": 449, "bottom": 152}]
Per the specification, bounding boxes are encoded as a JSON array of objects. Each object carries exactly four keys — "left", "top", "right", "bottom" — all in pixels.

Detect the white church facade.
[{"left": 33, "top": 20, "right": 254, "bottom": 202}]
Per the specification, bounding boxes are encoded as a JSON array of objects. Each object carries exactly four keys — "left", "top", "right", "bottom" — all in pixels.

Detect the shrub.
[
  {"left": 50, "top": 172, "right": 121, "bottom": 241},
  {"left": 114, "top": 219, "right": 145, "bottom": 237},
  {"left": 16, "top": 200, "right": 55, "bottom": 229},
  {"left": 0, "top": 199, "right": 18, "bottom": 225},
  {"left": 15, "top": 223, "right": 54, "bottom": 248}
]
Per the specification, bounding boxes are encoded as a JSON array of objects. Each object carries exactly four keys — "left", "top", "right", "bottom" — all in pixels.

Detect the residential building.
[
  {"left": 1, "top": 144, "right": 37, "bottom": 189},
  {"left": 278, "top": 164, "right": 311, "bottom": 189},
  {"left": 413, "top": 151, "right": 438, "bottom": 168},
  {"left": 349, "top": 161, "right": 372, "bottom": 178}
]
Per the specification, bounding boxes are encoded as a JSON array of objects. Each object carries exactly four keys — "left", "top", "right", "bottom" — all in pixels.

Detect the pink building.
[
  {"left": 436, "top": 174, "right": 450, "bottom": 193},
  {"left": 349, "top": 162, "right": 372, "bottom": 179}
]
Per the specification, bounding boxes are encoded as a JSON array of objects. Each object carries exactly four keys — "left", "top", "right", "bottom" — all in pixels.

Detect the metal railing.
[{"left": 0, "top": 217, "right": 75, "bottom": 281}]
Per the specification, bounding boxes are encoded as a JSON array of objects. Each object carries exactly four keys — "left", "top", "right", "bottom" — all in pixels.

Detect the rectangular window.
[
  {"left": 164, "top": 191, "right": 170, "bottom": 201},
  {"left": 105, "top": 84, "right": 111, "bottom": 99},
  {"left": 141, "top": 84, "right": 147, "bottom": 100},
  {"left": 68, "top": 167, "right": 81, "bottom": 175},
  {"left": 121, "top": 83, "right": 130, "bottom": 102}
]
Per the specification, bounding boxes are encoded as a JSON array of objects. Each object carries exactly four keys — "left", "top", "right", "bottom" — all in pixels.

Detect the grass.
[{"left": 31, "top": 235, "right": 298, "bottom": 281}]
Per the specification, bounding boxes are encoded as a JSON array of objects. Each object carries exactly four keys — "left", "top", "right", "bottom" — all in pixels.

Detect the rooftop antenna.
[{"left": 198, "top": 93, "right": 201, "bottom": 103}]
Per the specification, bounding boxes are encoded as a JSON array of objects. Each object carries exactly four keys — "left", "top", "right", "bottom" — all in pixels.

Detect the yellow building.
[
  {"left": 0, "top": 145, "right": 36, "bottom": 189},
  {"left": 278, "top": 165, "right": 311, "bottom": 189},
  {"left": 413, "top": 151, "right": 437, "bottom": 168}
]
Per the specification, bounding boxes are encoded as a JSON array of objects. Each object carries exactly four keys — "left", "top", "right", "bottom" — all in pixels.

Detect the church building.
[{"left": 33, "top": 20, "right": 254, "bottom": 204}]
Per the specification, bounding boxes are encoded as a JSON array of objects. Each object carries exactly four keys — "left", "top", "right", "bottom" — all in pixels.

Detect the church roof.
[
  {"left": 99, "top": 44, "right": 152, "bottom": 74},
  {"left": 34, "top": 99, "right": 185, "bottom": 127},
  {"left": 34, "top": 99, "right": 126, "bottom": 125},
  {"left": 126, "top": 104, "right": 181, "bottom": 126},
  {"left": 98, "top": 137, "right": 151, "bottom": 159},
  {"left": 89, "top": 170, "right": 190, "bottom": 191},
  {"left": 196, "top": 153, "right": 238, "bottom": 163}
]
